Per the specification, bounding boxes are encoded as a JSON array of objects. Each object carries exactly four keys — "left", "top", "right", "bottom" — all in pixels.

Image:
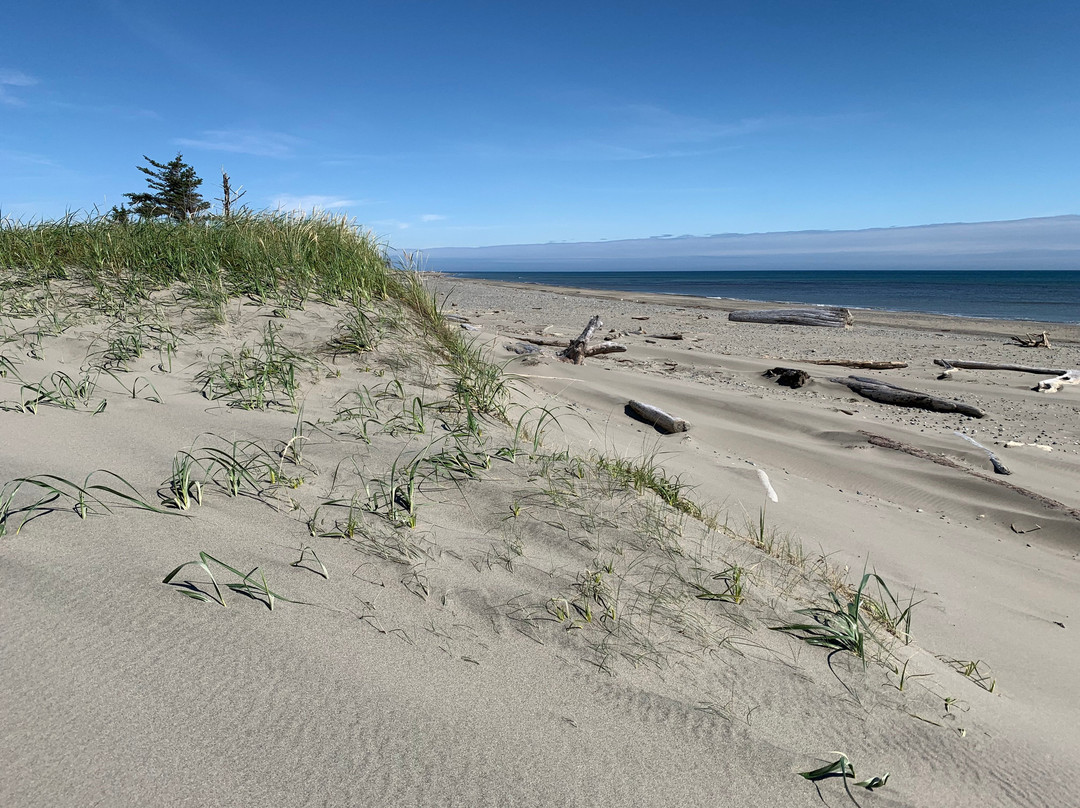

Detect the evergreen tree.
[{"left": 124, "top": 153, "right": 211, "bottom": 221}]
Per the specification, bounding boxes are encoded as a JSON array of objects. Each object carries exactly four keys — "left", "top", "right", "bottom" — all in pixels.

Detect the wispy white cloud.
[
  {"left": 0, "top": 148, "right": 60, "bottom": 168},
  {"left": 176, "top": 130, "right": 301, "bottom": 158},
  {"left": 420, "top": 214, "right": 447, "bottom": 222},
  {"left": 270, "top": 194, "right": 359, "bottom": 212},
  {"left": 371, "top": 219, "right": 411, "bottom": 231},
  {"left": 0, "top": 69, "right": 38, "bottom": 105}
]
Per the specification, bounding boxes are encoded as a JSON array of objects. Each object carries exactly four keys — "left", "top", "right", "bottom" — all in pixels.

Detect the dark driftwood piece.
[
  {"left": 626, "top": 400, "right": 690, "bottom": 433},
  {"left": 862, "top": 431, "right": 1080, "bottom": 522},
  {"left": 934, "top": 358, "right": 1066, "bottom": 379},
  {"left": 509, "top": 335, "right": 573, "bottom": 347},
  {"left": 832, "top": 375, "right": 985, "bottom": 418},
  {"left": 729, "top": 307, "right": 853, "bottom": 328},
  {"left": 763, "top": 367, "right": 811, "bottom": 388},
  {"left": 805, "top": 360, "right": 908, "bottom": 370},
  {"left": 559, "top": 316, "right": 602, "bottom": 364},
  {"left": 651, "top": 333, "right": 685, "bottom": 341}
]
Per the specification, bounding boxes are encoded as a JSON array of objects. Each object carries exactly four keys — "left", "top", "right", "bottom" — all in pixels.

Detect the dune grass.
[
  {"left": 0, "top": 210, "right": 392, "bottom": 310},
  {"left": 0, "top": 211, "right": 511, "bottom": 420}
]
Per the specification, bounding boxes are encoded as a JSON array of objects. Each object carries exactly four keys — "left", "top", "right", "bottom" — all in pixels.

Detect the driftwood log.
[
  {"left": 1036, "top": 370, "right": 1080, "bottom": 393},
  {"left": 804, "top": 359, "right": 908, "bottom": 370},
  {"left": 832, "top": 375, "right": 985, "bottom": 418},
  {"left": 729, "top": 307, "right": 853, "bottom": 328},
  {"left": 863, "top": 431, "right": 1080, "bottom": 523},
  {"left": 934, "top": 359, "right": 1067, "bottom": 379},
  {"left": 626, "top": 400, "right": 690, "bottom": 433},
  {"left": 558, "top": 316, "right": 602, "bottom": 364}
]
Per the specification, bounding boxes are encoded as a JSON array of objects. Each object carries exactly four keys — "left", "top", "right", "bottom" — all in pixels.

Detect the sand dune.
[{"left": 2, "top": 278, "right": 1078, "bottom": 806}]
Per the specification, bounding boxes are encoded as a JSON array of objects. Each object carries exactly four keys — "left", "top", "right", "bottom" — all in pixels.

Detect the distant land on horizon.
[{"left": 417, "top": 215, "right": 1080, "bottom": 272}]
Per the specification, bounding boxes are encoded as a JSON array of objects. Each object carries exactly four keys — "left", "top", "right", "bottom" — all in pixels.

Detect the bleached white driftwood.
[
  {"left": 729, "top": 307, "right": 853, "bottom": 328},
  {"left": 934, "top": 358, "right": 1066, "bottom": 379},
  {"left": 626, "top": 400, "right": 690, "bottom": 433},
  {"left": 757, "top": 469, "right": 779, "bottom": 503},
  {"left": 832, "top": 375, "right": 985, "bottom": 418},
  {"left": 1010, "top": 331, "right": 1051, "bottom": 348},
  {"left": 954, "top": 431, "right": 1011, "bottom": 475},
  {"left": 559, "top": 315, "right": 602, "bottom": 364},
  {"left": 1035, "top": 369, "right": 1080, "bottom": 393}
]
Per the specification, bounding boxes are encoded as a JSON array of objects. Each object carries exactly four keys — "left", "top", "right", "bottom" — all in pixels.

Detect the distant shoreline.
[{"left": 434, "top": 273, "right": 1080, "bottom": 340}]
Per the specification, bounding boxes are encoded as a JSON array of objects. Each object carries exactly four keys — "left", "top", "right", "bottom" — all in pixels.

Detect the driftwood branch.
[
  {"left": 934, "top": 358, "right": 1067, "bottom": 379},
  {"left": 586, "top": 342, "right": 626, "bottom": 356},
  {"left": 862, "top": 431, "right": 1080, "bottom": 523},
  {"left": 832, "top": 375, "right": 985, "bottom": 418},
  {"left": 558, "top": 316, "right": 602, "bottom": 365},
  {"left": 626, "top": 400, "right": 689, "bottom": 433},
  {"left": 1036, "top": 370, "right": 1080, "bottom": 393},
  {"left": 509, "top": 335, "right": 573, "bottom": 347},
  {"left": 729, "top": 307, "right": 853, "bottom": 328},
  {"left": 954, "top": 432, "right": 1011, "bottom": 475},
  {"left": 506, "top": 336, "right": 625, "bottom": 356}
]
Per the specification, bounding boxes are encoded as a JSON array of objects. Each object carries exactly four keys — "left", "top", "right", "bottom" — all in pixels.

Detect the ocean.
[{"left": 439, "top": 268, "right": 1080, "bottom": 324}]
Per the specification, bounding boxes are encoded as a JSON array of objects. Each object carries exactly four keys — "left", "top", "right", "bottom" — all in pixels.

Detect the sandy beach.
[{"left": 3, "top": 275, "right": 1078, "bottom": 807}]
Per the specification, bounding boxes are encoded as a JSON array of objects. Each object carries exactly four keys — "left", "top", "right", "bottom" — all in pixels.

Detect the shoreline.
[{"left": 437, "top": 274, "right": 1080, "bottom": 341}]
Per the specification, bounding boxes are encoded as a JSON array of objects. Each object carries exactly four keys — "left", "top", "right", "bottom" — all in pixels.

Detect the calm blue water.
[{"left": 441, "top": 269, "right": 1080, "bottom": 324}]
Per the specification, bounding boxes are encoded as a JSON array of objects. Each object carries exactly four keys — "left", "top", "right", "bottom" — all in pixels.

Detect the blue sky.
[{"left": 2, "top": 1, "right": 1078, "bottom": 248}]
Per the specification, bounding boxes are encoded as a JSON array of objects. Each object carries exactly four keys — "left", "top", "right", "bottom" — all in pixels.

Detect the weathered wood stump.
[
  {"left": 763, "top": 367, "right": 811, "bottom": 388},
  {"left": 558, "top": 316, "right": 602, "bottom": 364}
]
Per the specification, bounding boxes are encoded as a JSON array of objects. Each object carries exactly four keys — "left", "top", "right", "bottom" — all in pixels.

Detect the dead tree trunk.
[
  {"left": 729, "top": 307, "right": 853, "bottom": 328},
  {"left": 626, "top": 400, "right": 690, "bottom": 433},
  {"left": 832, "top": 375, "right": 985, "bottom": 417},
  {"left": 559, "top": 316, "right": 602, "bottom": 364}
]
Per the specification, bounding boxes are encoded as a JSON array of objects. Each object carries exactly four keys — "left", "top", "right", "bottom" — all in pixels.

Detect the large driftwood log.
[
  {"left": 862, "top": 431, "right": 1080, "bottom": 523},
  {"left": 804, "top": 359, "right": 908, "bottom": 370},
  {"left": 934, "top": 358, "right": 1067, "bottom": 379},
  {"left": 1036, "top": 370, "right": 1080, "bottom": 393},
  {"left": 626, "top": 400, "right": 690, "bottom": 433},
  {"left": 729, "top": 307, "right": 853, "bottom": 328},
  {"left": 558, "top": 316, "right": 602, "bottom": 364},
  {"left": 832, "top": 375, "right": 985, "bottom": 418}
]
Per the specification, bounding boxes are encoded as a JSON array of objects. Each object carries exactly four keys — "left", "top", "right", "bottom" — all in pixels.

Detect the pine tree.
[{"left": 124, "top": 153, "right": 211, "bottom": 221}]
